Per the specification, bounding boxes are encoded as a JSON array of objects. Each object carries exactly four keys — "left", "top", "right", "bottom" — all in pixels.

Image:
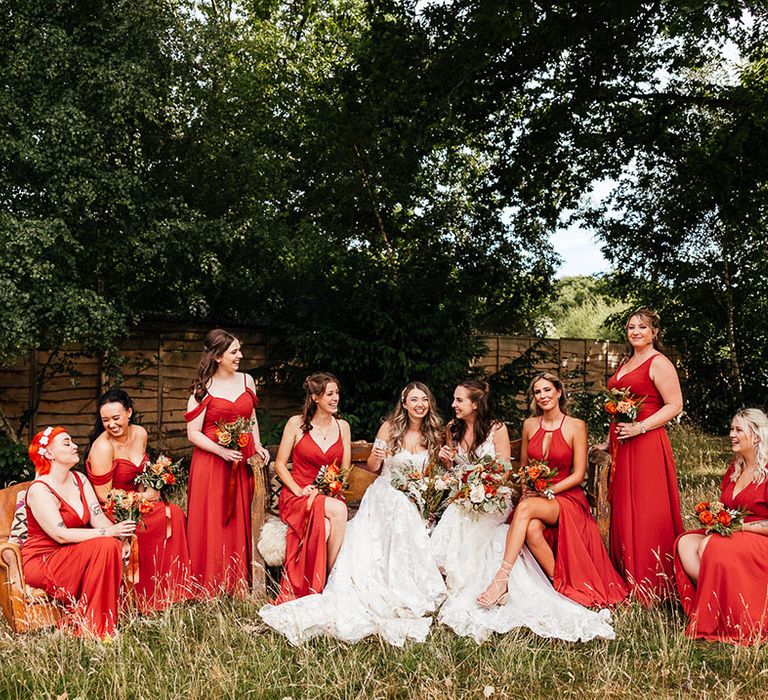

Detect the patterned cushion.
[
  {"left": 267, "top": 464, "right": 286, "bottom": 516},
  {"left": 8, "top": 490, "right": 28, "bottom": 546}
]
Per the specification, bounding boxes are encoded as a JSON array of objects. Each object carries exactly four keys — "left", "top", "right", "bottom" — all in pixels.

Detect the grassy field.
[{"left": 2, "top": 425, "right": 763, "bottom": 700}]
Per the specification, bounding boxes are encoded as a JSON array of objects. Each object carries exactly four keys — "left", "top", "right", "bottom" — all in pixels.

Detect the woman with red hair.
[{"left": 22, "top": 426, "right": 135, "bottom": 638}]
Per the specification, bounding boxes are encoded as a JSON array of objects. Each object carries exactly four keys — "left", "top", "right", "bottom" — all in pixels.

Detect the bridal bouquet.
[
  {"left": 134, "top": 454, "right": 182, "bottom": 492},
  {"left": 389, "top": 460, "right": 455, "bottom": 528},
  {"left": 214, "top": 416, "right": 254, "bottom": 450},
  {"left": 694, "top": 500, "right": 747, "bottom": 536},
  {"left": 103, "top": 489, "right": 153, "bottom": 529},
  {"left": 603, "top": 387, "right": 645, "bottom": 424},
  {"left": 450, "top": 454, "right": 515, "bottom": 518},
  {"left": 314, "top": 460, "right": 351, "bottom": 501},
  {"left": 516, "top": 459, "right": 559, "bottom": 500}
]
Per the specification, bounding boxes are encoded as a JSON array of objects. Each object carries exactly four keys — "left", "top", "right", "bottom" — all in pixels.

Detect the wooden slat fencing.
[{"left": 0, "top": 326, "right": 626, "bottom": 454}]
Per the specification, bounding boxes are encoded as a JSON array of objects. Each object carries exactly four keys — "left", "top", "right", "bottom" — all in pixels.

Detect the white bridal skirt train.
[
  {"left": 430, "top": 503, "right": 616, "bottom": 644},
  {"left": 259, "top": 468, "right": 447, "bottom": 646}
]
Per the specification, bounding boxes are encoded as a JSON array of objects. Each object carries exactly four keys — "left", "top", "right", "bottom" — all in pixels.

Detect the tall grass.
[{"left": 3, "top": 426, "right": 765, "bottom": 699}]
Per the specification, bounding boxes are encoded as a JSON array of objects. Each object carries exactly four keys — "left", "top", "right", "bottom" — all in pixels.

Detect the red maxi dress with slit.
[
  {"left": 87, "top": 456, "right": 195, "bottom": 611},
  {"left": 22, "top": 473, "right": 123, "bottom": 638},
  {"left": 607, "top": 353, "right": 683, "bottom": 604},
  {"left": 674, "top": 464, "right": 768, "bottom": 644},
  {"left": 273, "top": 427, "right": 343, "bottom": 604},
  {"left": 528, "top": 417, "right": 628, "bottom": 607},
  {"left": 184, "top": 376, "right": 257, "bottom": 595}
]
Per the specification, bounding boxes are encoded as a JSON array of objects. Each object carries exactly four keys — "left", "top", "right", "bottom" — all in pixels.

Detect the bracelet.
[{"left": 638, "top": 421, "right": 647, "bottom": 434}]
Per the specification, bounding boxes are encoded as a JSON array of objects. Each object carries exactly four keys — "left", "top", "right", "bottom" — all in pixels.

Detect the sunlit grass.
[{"left": 3, "top": 425, "right": 765, "bottom": 699}]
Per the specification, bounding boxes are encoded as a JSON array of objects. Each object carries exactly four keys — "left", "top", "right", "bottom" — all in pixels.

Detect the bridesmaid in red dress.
[
  {"left": 675, "top": 408, "right": 768, "bottom": 644},
  {"left": 606, "top": 307, "right": 683, "bottom": 604},
  {"left": 272, "top": 372, "right": 351, "bottom": 604},
  {"left": 185, "top": 329, "right": 270, "bottom": 595},
  {"left": 23, "top": 426, "right": 135, "bottom": 638},
  {"left": 477, "top": 373, "right": 627, "bottom": 608},
  {"left": 87, "top": 389, "right": 195, "bottom": 612}
]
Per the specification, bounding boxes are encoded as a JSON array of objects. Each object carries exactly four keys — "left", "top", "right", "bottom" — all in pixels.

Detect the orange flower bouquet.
[
  {"left": 603, "top": 387, "right": 645, "bottom": 424},
  {"left": 314, "top": 460, "right": 351, "bottom": 501},
  {"left": 515, "top": 459, "right": 559, "bottom": 500},
  {"left": 450, "top": 454, "right": 515, "bottom": 518},
  {"left": 694, "top": 500, "right": 747, "bottom": 536},
  {"left": 214, "top": 416, "right": 255, "bottom": 450},
  {"left": 103, "top": 489, "right": 153, "bottom": 529},
  {"left": 134, "top": 454, "right": 182, "bottom": 492}
]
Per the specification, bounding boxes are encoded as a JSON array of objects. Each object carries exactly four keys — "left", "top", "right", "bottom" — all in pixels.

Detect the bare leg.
[
  {"left": 525, "top": 518, "right": 555, "bottom": 579},
  {"left": 324, "top": 497, "right": 348, "bottom": 571},
  {"left": 676, "top": 533, "right": 708, "bottom": 584},
  {"left": 477, "top": 497, "right": 560, "bottom": 606}
]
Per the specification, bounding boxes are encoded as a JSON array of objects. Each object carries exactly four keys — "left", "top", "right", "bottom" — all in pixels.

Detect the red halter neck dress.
[{"left": 528, "top": 417, "right": 627, "bottom": 607}]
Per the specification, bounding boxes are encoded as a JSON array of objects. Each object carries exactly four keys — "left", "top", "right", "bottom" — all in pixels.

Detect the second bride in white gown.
[
  {"left": 259, "top": 382, "right": 447, "bottom": 646},
  {"left": 431, "top": 380, "right": 616, "bottom": 644}
]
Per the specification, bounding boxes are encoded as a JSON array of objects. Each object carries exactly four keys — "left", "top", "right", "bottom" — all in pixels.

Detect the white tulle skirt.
[
  {"left": 259, "top": 475, "right": 447, "bottom": 646},
  {"left": 430, "top": 502, "right": 615, "bottom": 644}
]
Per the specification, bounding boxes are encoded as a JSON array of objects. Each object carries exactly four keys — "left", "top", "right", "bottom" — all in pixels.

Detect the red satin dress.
[
  {"left": 274, "top": 427, "right": 343, "bottom": 604},
  {"left": 528, "top": 417, "right": 628, "bottom": 607},
  {"left": 184, "top": 377, "right": 257, "bottom": 595},
  {"left": 22, "top": 472, "right": 123, "bottom": 638},
  {"left": 608, "top": 353, "right": 683, "bottom": 604},
  {"left": 87, "top": 456, "right": 195, "bottom": 612},
  {"left": 674, "top": 464, "right": 768, "bottom": 644}
]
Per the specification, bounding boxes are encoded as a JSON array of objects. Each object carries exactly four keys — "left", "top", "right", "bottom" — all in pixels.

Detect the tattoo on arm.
[
  {"left": 56, "top": 520, "right": 65, "bottom": 529},
  {"left": 90, "top": 503, "right": 103, "bottom": 516}
]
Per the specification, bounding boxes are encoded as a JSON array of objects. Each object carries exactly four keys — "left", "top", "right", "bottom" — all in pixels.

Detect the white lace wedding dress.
[
  {"left": 259, "top": 449, "right": 447, "bottom": 646},
  {"left": 430, "top": 431, "right": 616, "bottom": 644}
]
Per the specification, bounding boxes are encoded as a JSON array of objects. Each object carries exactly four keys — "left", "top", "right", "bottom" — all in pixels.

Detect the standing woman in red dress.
[
  {"left": 23, "top": 427, "right": 134, "bottom": 638},
  {"left": 184, "top": 329, "right": 271, "bottom": 595},
  {"left": 675, "top": 409, "right": 768, "bottom": 644},
  {"left": 477, "top": 373, "right": 627, "bottom": 608},
  {"left": 271, "top": 372, "right": 351, "bottom": 604},
  {"left": 87, "top": 389, "right": 195, "bottom": 611},
  {"left": 606, "top": 307, "right": 683, "bottom": 604}
]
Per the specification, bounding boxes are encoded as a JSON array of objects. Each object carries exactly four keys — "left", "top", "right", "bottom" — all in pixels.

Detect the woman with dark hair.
[
  {"left": 431, "top": 380, "right": 615, "bottom": 643},
  {"left": 477, "top": 373, "right": 627, "bottom": 609},
  {"left": 263, "top": 372, "right": 351, "bottom": 605},
  {"left": 605, "top": 307, "right": 683, "bottom": 604},
  {"left": 87, "top": 389, "right": 195, "bottom": 611},
  {"left": 23, "top": 426, "right": 132, "bottom": 638},
  {"left": 184, "top": 329, "right": 270, "bottom": 595},
  {"left": 675, "top": 409, "right": 768, "bottom": 644},
  {"left": 261, "top": 382, "right": 446, "bottom": 645}
]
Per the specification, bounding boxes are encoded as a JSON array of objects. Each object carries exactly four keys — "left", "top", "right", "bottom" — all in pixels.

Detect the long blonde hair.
[
  {"left": 730, "top": 408, "right": 768, "bottom": 485},
  {"left": 384, "top": 382, "right": 443, "bottom": 462}
]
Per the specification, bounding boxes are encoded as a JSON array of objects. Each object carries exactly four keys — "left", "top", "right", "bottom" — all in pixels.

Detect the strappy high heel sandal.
[{"left": 476, "top": 561, "right": 513, "bottom": 608}]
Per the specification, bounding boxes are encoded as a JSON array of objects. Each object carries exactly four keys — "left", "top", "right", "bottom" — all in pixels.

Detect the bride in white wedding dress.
[
  {"left": 431, "top": 380, "right": 616, "bottom": 644},
  {"left": 259, "top": 382, "right": 447, "bottom": 646}
]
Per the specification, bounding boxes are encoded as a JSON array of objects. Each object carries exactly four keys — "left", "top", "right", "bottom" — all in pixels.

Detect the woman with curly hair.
[{"left": 261, "top": 381, "right": 447, "bottom": 646}]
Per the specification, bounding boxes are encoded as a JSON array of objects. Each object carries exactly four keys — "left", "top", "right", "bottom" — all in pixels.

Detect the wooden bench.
[{"left": 249, "top": 439, "right": 612, "bottom": 597}]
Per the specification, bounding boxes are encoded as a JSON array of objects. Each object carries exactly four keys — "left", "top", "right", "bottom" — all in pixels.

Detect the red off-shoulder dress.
[
  {"left": 87, "top": 456, "right": 195, "bottom": 611},
  {"left": 674, "top": 464, "right": 768, "bottom": 644},
  {"left": 273, "top": 428, "right": 343, "bottom": 604},
  {"left": 184, "top": 377, "right": 257, "bottom": 595},
  {"left": 528, "top": 417, "right": 628, "bottom": 607},
  {"left": 22, "top": 472, "right": 123, "bottom": 638},
  {"left": 607, "top": 353, "right": 683, "bottom": 604}
]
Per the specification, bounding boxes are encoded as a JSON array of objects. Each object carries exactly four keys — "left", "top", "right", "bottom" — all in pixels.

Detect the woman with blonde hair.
[
  {"left": 261, "top": 381, "right": 447, "bottom": 646},
  {"left": 675, "top": 408, "right": 768, "bottom": 644}
]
